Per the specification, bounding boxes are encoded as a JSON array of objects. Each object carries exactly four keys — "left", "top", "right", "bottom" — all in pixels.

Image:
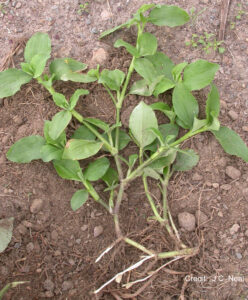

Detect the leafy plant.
[
  {"left": 188, "top": 6, "right": 207, "bottom": 26},
  {"left": 0, "top": 282, "right": 28, "bottom": 300},
  {"left": 230, "top": 3, "right": 246, "bottom": 29},
  {"left": 185, "top": 32, "right": 225, "bottom": 54},
  {"left": 77, "top": 2, "right": 89, "bottom": 15},
  {"left": 1, "top": 3, "right": 248, "bottom": 293}
]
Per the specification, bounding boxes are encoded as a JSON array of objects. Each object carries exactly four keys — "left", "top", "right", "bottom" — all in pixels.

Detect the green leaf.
[
  {"left": 53, "top": 159, "right": 82, "bottom": 181},
  {"left": 207, "top": 111, "right": 220, "bottom": 131},
  {"left": 129, "top": 80, "right": 151, "bottom": 96},
  {"left": 206, "top": 84, "right": 220, "bottom": 122},
  {"left": 21, "top": 63, "right": 34, "bottom": 76},
  {"left": 7, "top": 136, "right": 46, "bottom": 163},
  {"left": 114, "top": 39, "right": 140, "bottom": 57},
  {"left": 149, "top": 151, "right": 177, "bottom": 169},
  {"left": 0, "top": 69, "right": 32, "bottom": 98},
  {"left": 99, "top": 69, "right": 125, "bottom": 91},
  {"left": 62, "top": 139, "right": 102, "bottom": 160},
  {"left": 49, "top": 110, "right": 72, "bottom": 140},
  {"left": 102, "top": 167, "right": 118, "bottom": 187},
  {"left": 148, "top": 128, "right": 164, "bottom": 145},
  {"left": 84, "top": 117, "right": 109, "bottom": 132},
  {"left": 183, "top": 60, "right": 219, "bottom": 91},
  {"left": 49, "top": 58, "right": 96, "bottom": 83},
  {"left": 24, "top": 32, "right": 51, "bottom": 63},
  {"left": 84, "top": 157, "right": 110, "bottom": 181},
  {"left": 44, "top": 121, "right": 66, "bottom": 147},
  {"left": 172, "top": 83, "right": 199, "bottom": 129},
  {"left": 0, "top": 217, "right": 14, "bottom": 253},
  {"left": 40, "top": 144, "right": 63, "bottom": 162},
  {"left": 129, "top": 101, "right": 158, "bottom": 148},
  {"left": 146, "top": 52, "right": 175, "bottom": 80},
  {"left": 100, "top": 19, "right": 135, "bottom": 39},
  {"left": 150, "top": 102, "right": 175, "bottom": 122},
  {"left": 159, "top": 124, "right": 179, "bottom": 142},
  {"left": 128, "top": 154, "right": 138, "bottom": 169},
  {"left": 69, "top": 89, "right": 89, "bottom": 110},
  {"left": 70, "top": 190, "right": 88, "bottom": 211},
  {"left": 72, "top": 125, "right": 96, "bottom": 140},
  {"left": 138, "top": 32, "right": 157, "bottom": 56},
  {"left": 192, "top": 117, "right": 208, "bottom": 132},
  {"left": 52, "top": 92, "right": 69, "bottom": 109},
  {"left": 134, "top": 58, "right": 158, "bottom": 84},
  {"left": 173, "top": 149, "right": 199, "bottom": 171},
  {"left": 153, "top": 77, "right": 175, "bottom": 97},
  {"left": 149, "top": 5, "right": 190, "bottom": 27},
  {"left": 211, "top": 126, "right": 248, "bottom": 162},
  {"left": 143, "top": 167, "right": 160, "bottom": 179},
  {"left": 172, "top": 62, "right": 188, "bottom": 82},
  {"left": 30, "top": 53, "right": 50, "bottom": 78},
  {"left": 107, "top": 129, "right": 130, "bottom": 151}
]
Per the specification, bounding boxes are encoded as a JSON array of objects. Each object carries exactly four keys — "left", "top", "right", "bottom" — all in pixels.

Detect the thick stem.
[
  {"left": 124, "top": 238, "right": 155, "bottom": 256},
  {"left": 113, "top": 181, "right": 125, "bottom": 238},
  {"left": 158, "top": 247, "right": 197, "bottom": 259}
]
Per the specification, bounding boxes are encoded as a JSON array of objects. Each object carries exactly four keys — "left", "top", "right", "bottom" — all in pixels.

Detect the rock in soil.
[
  {"left": 43, "top": 279, "right": 55, "bottom": 292},
  {"left": 30, "top": 199, "right": 44, "bottom": 214},
  {"left": 192, "top": 173, "right": 203, "bottom": 181},
  {"left": 91, "top": 48, "right": 108, "bottom": 65},
  {"left": 229, "top": 223, "right": 240, "bottom": 235},
  {"left": 94, "top": 225, "right": 103, "bottom": 237},
  {"left": 225, "top": 166, "right": 241, "bottom": 180},
  {"left": 178, "top": 212, "right": 196, "bottom": 232},
  {"left": 62, "top": 280, "right": 74, "bottom": 291},
  {"left": 228, "top": 110, "right": 238, "bottom": 121}
]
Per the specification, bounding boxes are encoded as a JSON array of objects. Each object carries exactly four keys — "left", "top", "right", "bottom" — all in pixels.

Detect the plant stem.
[
  {"left": 71, "top": 110, "right": 117, "bottom": 155},
  {"left": 124, "top": 238, "right": 155, "bottom": 256},
  {"left": 125, "top": 127, "right": 208, "bottom": 183},
  {"left": 142, "top": 175, "right": 164, "bottom": 223},
  {"left": 113, "top": 181, "right": 125, "bottom": 238},
  {"left": 157, "top": 247, "right": 197, "bottom": 259},
  {"left": 103, "top": 84, "right": 117, "bottom": 105}
]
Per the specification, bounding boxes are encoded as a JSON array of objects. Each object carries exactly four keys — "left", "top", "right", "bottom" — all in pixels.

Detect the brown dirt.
[{"left": 1, "top": 0, "right": 248, "bottom": 299}]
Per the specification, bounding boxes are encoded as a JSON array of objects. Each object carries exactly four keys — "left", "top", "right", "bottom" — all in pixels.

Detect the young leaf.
[
  {"left": 148, "top": 128, "right": 164, "bottom": 145},
  {"left": 211, "top": 126, "right": 248, "bottom": 162},
  {"left": 53, "top": 159, "right": 82, "bottom": 181},
  {"left": 172, "top": 62, "right": 188, "bottom": 82},
  {"left": 49, "top": 58, "right": 96, "bottom": 83},
  {"left": 69, "top": 89, "right": 89, "bottom": 110},
  {"left": 30, "top": 53, "right": 50, "bottom": 78},
  {"left": 114, "top": 39, "right": 140, "bottom": 58},
  {"left": 173, "top": 149, "right": 199, "bottom": 171},
  {"left": 149, "top": 5, "right": 190, "bottom": 27},
  {"left": 49, "top": 110, "right": 72, "bottom": 140},
  {"left": 205, "top": 84, "right": 220, "bottom": 122},
  {"left": 207, "top": 111, "right": 220, "bottom": 131},
  {"left": 62, "top": 140, "right": 102, "bottom": 160},
  {"left": 191, "top": 117, "right": 208, "bottom": 132},
  {"left": 0, "top": 69, "right": 32, "bottom": 98},
  {"left": 153, "top": 78, "right": 175, "bottom": 97},
  {"left": 129, "top": 101, "right": 158, "bottom": 148},
  {"left": 100, "top": 19, "right": 135, "bottom": 39},
  {"left": 102, "top": 167, "right": 118, "bottom": 187},
  {"left": 21, "top": 63, "right": 34, "bottom": 76},
  {"left": 44, "top": 121, "right": 66, "bottom": 147},
  {"left": 111, "top": 129, "right": 131, "bottom": 150},
  {"left": 172, "top": 83, "right": 199, "bottom": 129},
  {"left": 133, "top": 58, "right": 158, "bottom": 84},
  {"left": 159, "top": 123, "right": 179, "bottom": 142},
  {"left": 0, "top": 217, "right": 14, "bottom": 253},
  {"left": 72, "top": 125, "right": 96, "bottom": 140},
  {"left": 84, "top": 118, "right": 109, "bottom": 132},
  {"left": 99, "top": 69, "right": 125, "bottom": 91},
  {"left": 150, "top": 102, "right": 175, "bottom": 122},
  {"left": 183, "top": 60, "right": 219, "bottom": 91},
  {"left": 70, "top": 190, "right": 88, "bottom": 211},
  {"left": 40, "top": 144, "right": 63, "bottom": 162},
  {"left": 7, "top": 136, "right": 46, "bottom": 163},
  {"left": 128, "top": 154, "right": 138, "bottom": 169},
  {"left": 143, "top": 167, "right": 160, "bottom": 180},
  {"left": 138, "top": 32, "right": 157, "bottom": 56},
  {"left": 24, "top": 32, "right": 51, "bottom": 63},
  {"left": 129, "top": 80, "right": 151, "bottom": 96},
  {"left": 149, "top": 151, "right": 177, "bottom": 169},
  {"left": 84, "top": 157, "right": 110, "bottom": 181},
  {"left": 52, "top": 92, "right": 69, "bottom": 109},
  {"left": 146, "top": 52, "right": 175, "bottom": 80}
]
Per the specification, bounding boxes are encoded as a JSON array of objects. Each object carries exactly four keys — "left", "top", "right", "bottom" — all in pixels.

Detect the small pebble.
[
  {"left": 235, "top": 252, "right": 242, "bottom": 259},
  {"left": 54, "top": 250, "right": 61, "bottom": 256},
  {"left": 75, "top": 239, "right": 81, "bottom": 244},
  {"left": 225, "top": 166, "right": 241, "bottom": 180},
  {"left": 228, "top": 110, "right": 238, "bottom": 121},
  {"left": 30, "top": 198, "right": 44, "bottom": 214},
  {"left": 218, "top": 211, "right": 223, "bottom": 217},
  {"left": 91, "top": 48, "right": 108, "bottom": 65},
  {"left": 16, "top": 2, "right": 22, "bottom": 8},
  {"left": 91, "top": 27, "right": 98, "bottom": 34},
  {"left": 68, "top": 259, "right": 75, "bottom": 266},
  {"left": 62, "top": 280, "right": 74, "bottom": 291},
  {"left": 81, "top": 225, "right": 88, "bottom": 231},
  {"left": 229, "top": 223, "right": 240, "bottom": 235},
  {"left": 17, "top": 224, "right": 27, "bottom": 235},
  {"left": 51, "top": 230, "right": 59, "bottom": 241},
  {"left": 244, "top": 230, "right": 248, "bottom": 237},
  {"left": 94, "top": 225, "right": 103, "bottom": 237},
  {"left": 242, "top": 126, "right": 248, "bottom": 132},
  {"left": 86, "top": 18, "right": 91, "bottom": 25},
  {"left": 43, "top": 279, "right": 55, "bottom": 292},
  {"left": 45, "top": 291, "right": 54, "bottom": 298},
  {"left": 178, "top": 212, "right": 196, "bottom": 232},
  {"left": 212, "top": 183, "right": 219, "bottom": 188},
  {"left": 13, "top": 115, "right": 23, "bottom": 125},
  {"left": 101, "top": 9, "right": 111, "bottom": 20},
  {"left": 26, "top": 242, "right": 34, "bottom": 252},
  {"left": 220, "top": 184, "right": 231, "bottom": 191},
  {"left": 192, "top": 173, "right": 203, "bottom": 181}
]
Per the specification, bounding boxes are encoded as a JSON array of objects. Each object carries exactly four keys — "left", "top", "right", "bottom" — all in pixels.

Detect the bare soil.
[{"left": 0, "top": 0, "right": 248, "bottom": 299}]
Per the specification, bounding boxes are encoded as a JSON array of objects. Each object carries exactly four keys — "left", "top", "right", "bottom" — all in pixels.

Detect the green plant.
[
  {"left": 230, "top": 3, "right": 246, "bottom": 29},
  {"left": 189, "top": 6, "right": 207, "bottom": 26},
  {"left": 77, "top": 2, "right": 89, "bottom": 14},
  {"left": 1, "top": 3, "right": 248, "bottom": 292},
  {"left": 0, "top": 282, "right": 28, "bottom": 300},
  {"left": 185, "top": 32, "right": 225, "bottom": 54}
]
